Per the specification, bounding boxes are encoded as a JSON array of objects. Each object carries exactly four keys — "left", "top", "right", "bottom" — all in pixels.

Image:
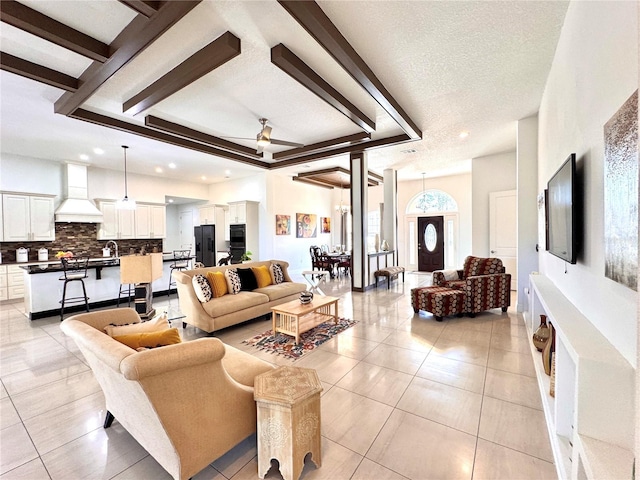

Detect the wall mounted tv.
[{"left": 547, "top": 153, "right": 578, "bottom": 264}]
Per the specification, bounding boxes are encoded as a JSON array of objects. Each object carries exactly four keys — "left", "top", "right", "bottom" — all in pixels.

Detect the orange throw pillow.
[
  {"left": 252, "top": 265, "right": 272, "bottom": 288},
  {"left": 114, "top": 328, "right": 182, "bottom": 350},
  {"left": 207, "top": 271, "right": 228, "bottom": 297}
]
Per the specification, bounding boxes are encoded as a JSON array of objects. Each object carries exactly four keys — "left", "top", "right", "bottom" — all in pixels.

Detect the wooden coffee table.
[{"left": 271, "top": 295, "right": 339, "bottom": 344}]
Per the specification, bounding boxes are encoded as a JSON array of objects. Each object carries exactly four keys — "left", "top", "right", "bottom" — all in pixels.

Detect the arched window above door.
[{"left": 407, "top": 189, "right": 458, "bottom": 214}]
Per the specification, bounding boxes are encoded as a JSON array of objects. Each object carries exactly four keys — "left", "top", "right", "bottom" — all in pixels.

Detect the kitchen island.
[{"left": 19, "top": 254, "right": 189, "bottom": 320}]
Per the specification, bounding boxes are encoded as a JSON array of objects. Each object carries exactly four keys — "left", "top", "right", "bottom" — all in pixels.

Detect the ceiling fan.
[{"left": 250, "top": 118, "right": 304, "bottom": 153}]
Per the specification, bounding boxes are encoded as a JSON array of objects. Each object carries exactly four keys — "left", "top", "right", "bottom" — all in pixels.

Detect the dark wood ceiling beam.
[
  {"left": 0, "top": 52, "right": 78, "bottom": 92},
  {"left": 269, "top": 134, "right": 413, "bottom": 169},
  {"left": 292, "top": 177, "right": 335, "bottom": 190},
  {"left": 117, "top": 0, "right": 162, "bottom": 18},
  {"left": 70, "top": 109, "right": 270, "bottom": 168},
  {"left": 0, "top": 0, "right": 110, "bottom": 62},
  {"left": 271, "top": 43, "right": 375, "bottom": 133},
  {"left": 278, "top": 0, "right": 422, "bottom": 140},
  {"left": 296, "top": 166, "right": 349, "bottom": 179},
  {"left": 124, "top": 31, "right": 240, "bottom": 115},
  {"left": 272, "top": 132, "right": 370, "bottom": 160},
  {"left": 54, "top": 1, "right": 201, "bottom": 116},
  {"left": 145, "top": 115, "right": 262, "bottom": 158}
]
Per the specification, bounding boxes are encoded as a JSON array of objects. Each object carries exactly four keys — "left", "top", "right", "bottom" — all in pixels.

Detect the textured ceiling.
[{"left": 0, "top": 0, "right": 569, "bottom": 186}]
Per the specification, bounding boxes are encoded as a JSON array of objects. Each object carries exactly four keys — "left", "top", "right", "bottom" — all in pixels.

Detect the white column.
[
  {"left": 517, "top": 115, "right": 539, "bottom": 312},
  {"left": 350, "top": 152, "right": 368, "bottom": 291},
  {"left": 382, "top": 168, "right": 398, "bottom": 262}
]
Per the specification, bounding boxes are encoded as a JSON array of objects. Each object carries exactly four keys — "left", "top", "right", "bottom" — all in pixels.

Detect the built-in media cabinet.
[{"left": 525, "top": 274, "right": 634, "bottom": 480}]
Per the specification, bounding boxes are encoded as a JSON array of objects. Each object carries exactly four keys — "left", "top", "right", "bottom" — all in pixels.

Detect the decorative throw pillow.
[
  {"left": 207, "top": 271, "right": 228, "bottom": 298},
  {"left": 104, "top": 315, "right": 169, "bottom": 337},
  {"left": 114, "top": 328, "right": 182, "bottom": 350},
  {"left": 237, "top": 267, "right": 258, "bottom": 291},
  {"left": 192, "top": 274, "right": 212, "bottom": 302},
  {"left": 270, "top": 263, "right": 284, "bottom": 284},
  {"left": 252, "top": 265, "right": 272, "bottom": 288},
  {"left": 225, "top": 269, "right": 241, "bottom": 294}
]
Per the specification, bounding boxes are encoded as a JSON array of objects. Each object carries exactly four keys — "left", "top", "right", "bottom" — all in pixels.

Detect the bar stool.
[
  {"left": 59, "top": 256, "right": 90, "bottom": 321},
  {"left": 168, "top": 249, "right": 191, "bottom": 295},
  {"left": 117, "top": 283, "right": 134, "bottom": 307}
]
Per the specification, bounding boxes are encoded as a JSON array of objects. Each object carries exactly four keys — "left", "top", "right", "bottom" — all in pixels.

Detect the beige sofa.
[
  {"left": 60, "top": 308, "right": 275, "bottom": 480},
  {"left": 173, "top": 260, "right": 306, "bottom": 333}
]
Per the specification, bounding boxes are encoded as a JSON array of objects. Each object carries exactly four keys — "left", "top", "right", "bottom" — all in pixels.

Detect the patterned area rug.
[{"left": 243, "top": 318, "right": 358, "bottom": 360}]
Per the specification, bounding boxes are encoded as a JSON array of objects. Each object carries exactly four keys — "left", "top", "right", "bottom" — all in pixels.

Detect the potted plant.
[{"left": 240, "top": 251, "right": 253, "bottom": 263}]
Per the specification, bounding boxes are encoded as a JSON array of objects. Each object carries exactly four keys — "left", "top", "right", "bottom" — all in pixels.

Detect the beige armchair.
[{"left": 61, "top": 308, "right": 275, "bottom": 480}]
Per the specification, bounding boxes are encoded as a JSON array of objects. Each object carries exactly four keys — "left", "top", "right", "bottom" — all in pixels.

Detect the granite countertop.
[{"left": 14, "top": 253, "right": 195, "bottom": 273}]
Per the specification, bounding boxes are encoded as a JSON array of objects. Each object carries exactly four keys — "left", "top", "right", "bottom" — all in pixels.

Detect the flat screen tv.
[{"left": 547, "top": 153, "right": 577, "bottom": 264}]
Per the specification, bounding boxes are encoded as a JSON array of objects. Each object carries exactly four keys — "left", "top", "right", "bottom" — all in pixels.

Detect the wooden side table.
[{"left": 254, "top": 366, "right": 323, "bottom": 480}]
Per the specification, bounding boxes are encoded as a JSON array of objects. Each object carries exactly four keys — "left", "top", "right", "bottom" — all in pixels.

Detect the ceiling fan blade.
[
  {"left": 270, "top": 138, "right": 304, "bottom": 148},
  {"left": 261, "top": 125, "right": 272, "bottom": 141},
  {"left": 256, "top": 144, "right": 265, "bottom": 154}
]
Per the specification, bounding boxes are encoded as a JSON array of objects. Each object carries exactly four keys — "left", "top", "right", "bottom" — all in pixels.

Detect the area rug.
[{"left": 243, "top": 318, "right": 358, "bottom": 360}]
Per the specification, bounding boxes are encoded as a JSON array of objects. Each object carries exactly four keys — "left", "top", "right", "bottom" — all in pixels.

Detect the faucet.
[{"left": 105, "top": 240, "right": 118, "bottom": 258}]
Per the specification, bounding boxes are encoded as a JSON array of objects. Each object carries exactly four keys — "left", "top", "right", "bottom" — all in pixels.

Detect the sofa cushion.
[
  {"left": 222, "top": 344, "right": 276, "bottom": 387},
  {"left": 270, "top": 263, "right": 284, "bottom": 284},
  {"left": 114, "top": 328, "right": 182, "bottom": 350},
  {"left": 201, "top": 291, "right": 269, "bottom": 318},
  {"left": 237, "top": 267, "right": 258, "bottom": 291},
  {"left": 225, "top": 269, "right": 241, "bottom": 294},
  {"left": 254, "top": 281, "right": 306, "bottom": 302},
  {"left": 252, "top": 265, "right": 272, "bottom": 288},
  {"left": 104, "top": 316, "right": 170, "bottom": 337},
  {"left": 192, "top": 274, "right": 213, "bottom": 302},
  {"left": 207, "top": 271, "right": 228, "bottom": 297}
]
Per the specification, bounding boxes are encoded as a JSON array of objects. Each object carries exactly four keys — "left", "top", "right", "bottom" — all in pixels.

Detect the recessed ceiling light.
[
  {"left": 225, "top": 169, "right": 231, "bottom": 175},
  {"left": 459, "top": 131, "right": 469, "bottom": 139},
  {"left": 155, "top": 167, "right": 163, "bottom": 173},
  {"left": 79, "top": 154, "right": 89, "bottom": 160},
  {"left": 168, "top": 198, "right": 174, "bottom": 203},
  {"left": 168, "top": 163, "right": 176, "bottom": 169},
  {"left": 201, "top": 176, "right": 207, "bottom": 181},
  {"left": 93, "top": 148, "right": 104, "bottom": 155}
]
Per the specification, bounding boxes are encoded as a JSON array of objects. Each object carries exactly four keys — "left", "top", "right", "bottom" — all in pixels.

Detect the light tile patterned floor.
[{"left": 0, "top": 271, "right": 557, "bottom": 480}]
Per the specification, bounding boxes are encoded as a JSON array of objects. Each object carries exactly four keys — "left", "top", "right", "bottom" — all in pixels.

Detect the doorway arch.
[{"left": 405, "top": 189, "right": 459, "bottom": 271}]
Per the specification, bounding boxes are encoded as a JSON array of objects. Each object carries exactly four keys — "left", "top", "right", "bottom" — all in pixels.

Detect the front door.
[{"left": 418, "top": 216, "right": 444, "bottom": 272}]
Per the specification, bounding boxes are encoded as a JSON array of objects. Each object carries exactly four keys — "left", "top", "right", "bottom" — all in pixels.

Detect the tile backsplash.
[{"left": 0, "top": 223, "right": 163, "bottom": 263}]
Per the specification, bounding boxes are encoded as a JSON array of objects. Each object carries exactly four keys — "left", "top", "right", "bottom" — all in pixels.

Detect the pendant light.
[
  {"left": 416, "top": 172, "right": 428, "bottom": 212},
  {"left": 116, "top": 145, "right": 136, "bottom": 210},
  {"left": 335, "top": 181, "right": 349, "bottom": 214}
]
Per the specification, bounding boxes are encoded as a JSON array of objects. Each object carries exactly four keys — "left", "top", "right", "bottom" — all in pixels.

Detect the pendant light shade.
[{"left": 116, "top": 145, "right": 136, "bottom": 210}]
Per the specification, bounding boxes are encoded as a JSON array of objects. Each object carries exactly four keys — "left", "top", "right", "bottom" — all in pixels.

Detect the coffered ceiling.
[{"left": 0, "top": 0, "right": 569, "bottom": 186}]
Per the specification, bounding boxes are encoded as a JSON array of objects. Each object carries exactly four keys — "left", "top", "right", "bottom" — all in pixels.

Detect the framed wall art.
[
  {"left": 321, "top": 217, "right": 331, "bottom": 233},
  {"left": 296, "top": 213, "right": 317, "bottom": 238},
  {"left": 275, "top": 215, "right": 291, "bottom": 235}
]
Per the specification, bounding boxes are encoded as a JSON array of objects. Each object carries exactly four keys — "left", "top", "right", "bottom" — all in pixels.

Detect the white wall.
[
  {"left": 1, "top": 154, "right": 62, "bottom": 197},
  {"left": 471, "top": 150, "right": 517, "bottom": 256},
  {"left": 538, "top": 0, "right": 638, "bottom": 365},
  {"left": 397, "top": 173, "right": 472, "bottom": 269}
]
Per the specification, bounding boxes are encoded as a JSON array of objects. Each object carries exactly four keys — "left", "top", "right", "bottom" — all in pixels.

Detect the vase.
[
  {"left": 532, "top": 314, "right": 550, "bottom": 351},
  {"left": 374, "top": 234, "right": 380, "bottom": 252},
  {"left": 542, "top": 321, "right": 555, "bottom": 376}
]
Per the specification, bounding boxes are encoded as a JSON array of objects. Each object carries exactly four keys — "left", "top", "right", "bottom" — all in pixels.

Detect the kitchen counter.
[{"left": 21, "top": 254, "right": 194, "bottom": 319}]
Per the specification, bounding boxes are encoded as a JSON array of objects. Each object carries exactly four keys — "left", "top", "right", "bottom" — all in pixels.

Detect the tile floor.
[{"left": 0, "top": 271, "right": 557, "bottom": 480}]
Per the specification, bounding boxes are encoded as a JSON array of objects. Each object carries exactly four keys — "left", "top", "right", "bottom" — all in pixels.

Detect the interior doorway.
[{"left": 418, "top": 216, "right": 444, "bottom": 272}]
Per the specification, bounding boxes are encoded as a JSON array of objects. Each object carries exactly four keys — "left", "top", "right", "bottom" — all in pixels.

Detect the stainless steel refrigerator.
[{"left": 194, "top": 225, "right": 216, "bottom": 267}]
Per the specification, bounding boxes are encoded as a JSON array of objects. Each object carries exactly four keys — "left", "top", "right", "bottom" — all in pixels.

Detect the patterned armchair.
[{"left": 433, "top": 256, "right": 511, "bottom": 316}]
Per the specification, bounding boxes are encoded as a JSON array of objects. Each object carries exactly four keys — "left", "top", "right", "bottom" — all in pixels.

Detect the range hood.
[{"left": 55, "top": 163, "right": 104, "bottom": 223}]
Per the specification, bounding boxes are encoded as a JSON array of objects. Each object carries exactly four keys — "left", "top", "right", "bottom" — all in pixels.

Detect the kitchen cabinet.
[
  {"left": 228, "top": 201, "right": 250, "bottom": 224},
  {"left": 135, "top": 204, "right": 166, "bottom": 238},
  {"left": 198, "top": 205, "right": 216, "bottom": 225},
  {"left": 0, "top": 265, "right": 25, "bottom": 300},
  {"left": 228, "top": 201, "right": 259, "bottom": 259},
  {"left": 0, "top": 266, "right": 7, "bottom": 301},
  {"left": 2, "top": 193, "right": 55, "bottom": 241},
  {"left": 96, "top": 200, "right": 135, "bottom": 240}
]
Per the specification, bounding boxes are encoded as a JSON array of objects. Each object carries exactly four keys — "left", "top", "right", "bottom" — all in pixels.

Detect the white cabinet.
[
  {"left": 199, "top": 205, "right": 216, "bottom": 225},
  {"left": 97, "top": 200, "right": 135, "bottom": 240},
  {"left": 228, "top": 202, "right": 248, "bottom": 224},
  {"left": 526, "top": 274, "right": 634, "bottom": 480},
  {"left": 2, "top": 193, "right": 55, "bottom": 241},
  {"left": 224, "top": 209, "right": 230, "bottom": 241},
  {"left": 135, "top": 204, "right": 166, "bottom": 238},
  {"left": 0, "top": 265, "right": 25, "bottom": 300}
]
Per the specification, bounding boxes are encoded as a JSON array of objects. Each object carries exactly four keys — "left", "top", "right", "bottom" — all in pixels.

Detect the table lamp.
[{"left": 119, "top": 253, "right": 163, "bottom": 319}]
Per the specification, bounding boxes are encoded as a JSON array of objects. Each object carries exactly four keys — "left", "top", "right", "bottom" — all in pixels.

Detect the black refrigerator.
[
  {"left": 229, "top": 224, "right": 246, "bottom": 264},
  {"left": 194, "top": 225, "right": 216, "bottom": 267}
]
